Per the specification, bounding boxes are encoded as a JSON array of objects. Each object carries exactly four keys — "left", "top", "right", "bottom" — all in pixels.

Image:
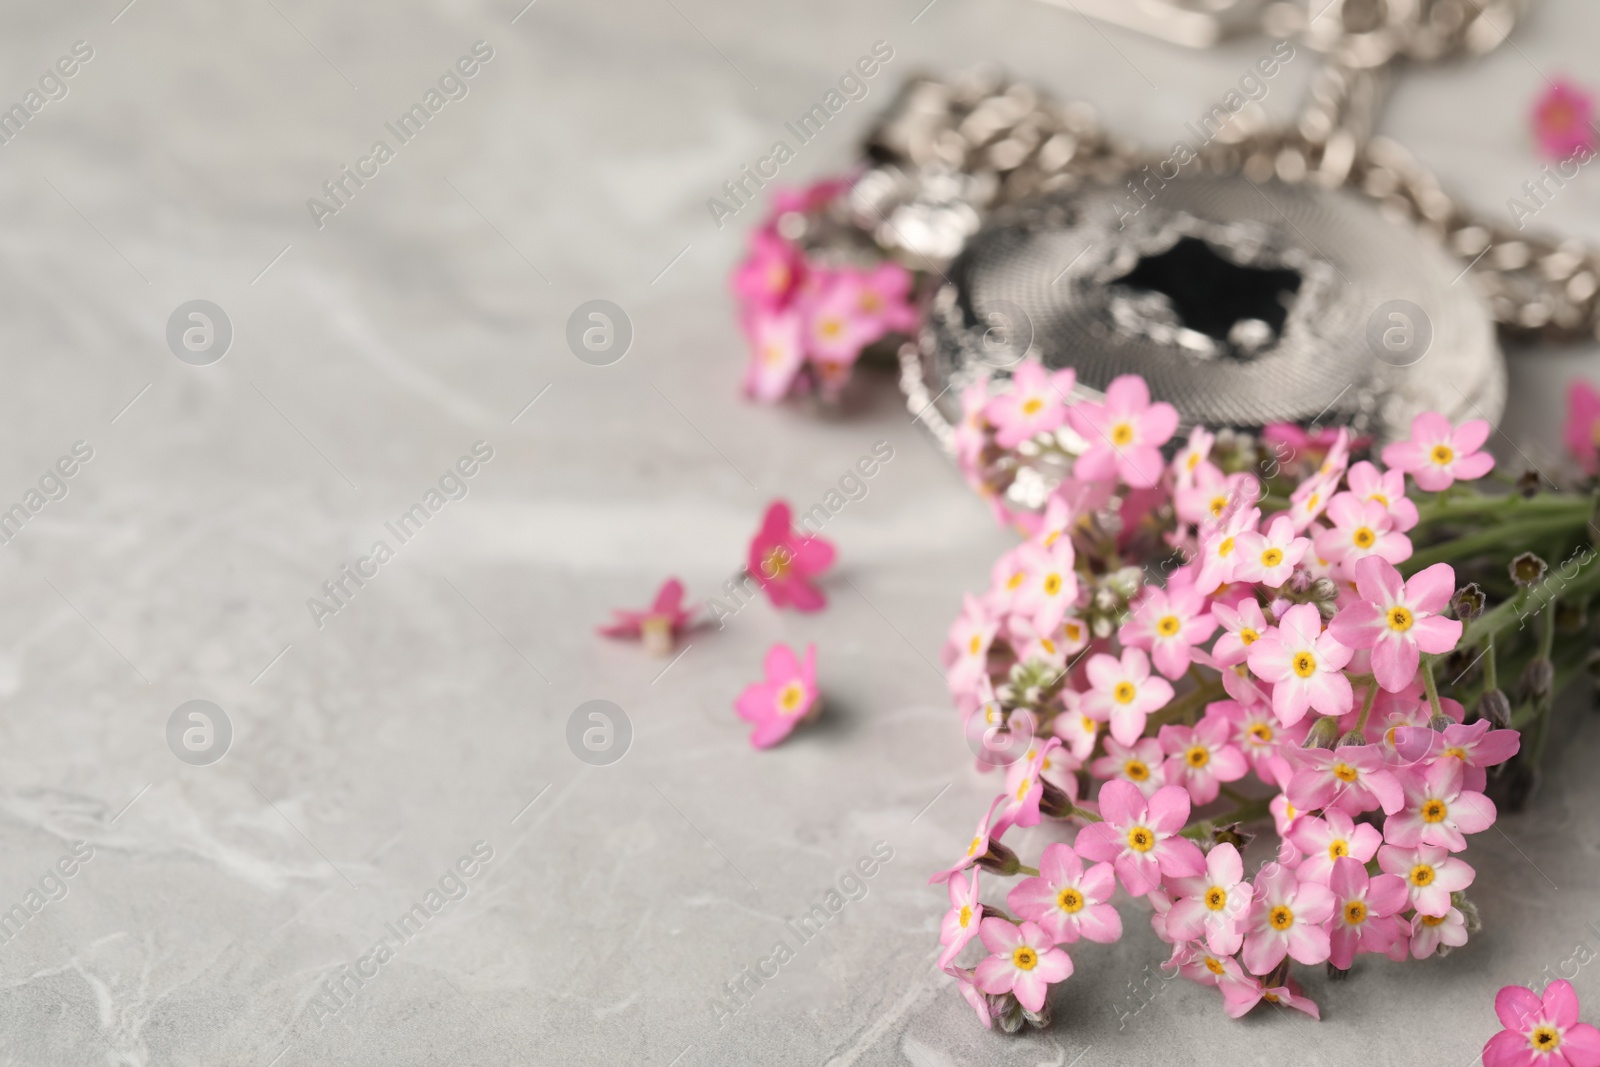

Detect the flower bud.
[
  {"left": 1516, "top": 469, "right": 1544, "bottom": 498},
  {"left": 1450, "top": 583, "right": 1486, "bottom": 622},
  {"left": 1211, "top": 822, "right": 1255, "bottom": 850},
  {"left": 1475, "top": 689, "right": 1512, "bottom": 730},
  {"left": 1336, "top": 729, "right": 1367, "bottom": 748},
  {"left": 1326, "top": 962, "right": 1350, "bottom": 982},
  {"left": 1302, "top": 716, "right": 1341, "bottom": 750},
  {"left": 976, "top": 838, "right": 1022, "bottom": 877},
  {"left": 1286, "top": 570, "right": 1313, "bottom": 596},
  {"left": 994, "top": 993, "right": 1026, "bottom": 1033},
  {"left": 1316, "top": 598, "right": 1338, "bottom": 623},
  {"left": 1509, "top": 551, "right": 1548, "bottom": 588},
  {"left": 1038, "top": 779, "right": 1075, "bottom": 819},
  {"left": 1453, "top": 893, "right": 1482, "bottom": 935},
  {"left": 1519, "top": 657, "right": 1554, "bottom": 705},
  {"left": 1021, "top": 1000, "right": 1052, "bottom": 1029},
  {"left": 1309, "top": 577, "right": 1339, "bottom": 603},
  {"left": 1427, "top": 713, "right": 1455, "bottom": 732}
]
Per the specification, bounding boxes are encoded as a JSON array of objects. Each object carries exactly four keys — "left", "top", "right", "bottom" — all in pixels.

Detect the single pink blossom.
[
  {"left": 1088, "top": 735, "right": 1167, "bottom": 797},
  {"left": 973, "top": 918, "right": 1073, "bottom": 1013},
  {"left": 1074, "top": 781, "right": 1205, "bottom": 896},
  {"left": 1409, "top": 906, "right": 1467, "bottom": 960},
  {"left": 1158, "top": 715, "right": 1248, "bottom": 806},
  {"left": 943, "top": 594, "right": 997, "bottom": 697},
  {"left": 1392, "top": 718, "right": 1521, "bottom": 791},
  {"left": 1232, "top": 514, "right": 1309, "bottom": 588},
  {"left": 1120, "top": 580, "right": 1216, "bottom": 680},
  {"left": 597, "top": 577, "right": 697, "bottom": 655},
  {"left": 852, "top": 260, "right": 919, "bottom": 335},
  {"left": 984, "top": 363, "right": 1078, "bottom": 449},
  {"left": 741, "top": 307, "right": 806, "bottom": 402},
  {"left": 1169, "top": 942, "right": 1250, "bottom": 993},
  {"left": 1067, "top": 373, "right": 1179, "bottom": 489},
  {"left": 1345, "top": 460, "right": 1418, "bottom": 531},
  {"left": 1174, "top": 467, "right": 1259, "bottom": 530},
  {"left": 929, "top": 795, "right": 1012, "bottom": 885},
  {"left": 1384, "top": 758, "right": 1496, "bottom": 851},
  {"left": 1376, "top": 842, "right": 1475, "bottom": 917},
  {"left": 1216, "top": 697, "right": 1299, "bottom": 786},
  {"left": 1380, "top": 412, "right": 1495, "bottom": 492},
  {"left": 1328, "top": 557, "right": 1462, "bottom": 692},
  {"left": 1532, "top": 79, "right": 1598, "bottom": 160},
  {"left": 747, "top": 500, "right": 836, "bottom": 612},
  {"left": 1081, "top": 648, "right": 1175, "bottom": 746},
  {"left": 1314, "top": 494, "right": 1413, "bottom": 578},
  {"left": 1001, "top": 738, "right": 1072, "bottom": 829},
  {"left": 1221, "top": 972, "right": 1321, "bottom": 1020},
  {"left": 1194, "top": 505, "right": 1260, "bottom": 594},
  {"left": 733, "top": 642, "right": 819, "bottom": 748},
  {"left": 1484, "top": 979, "right": 1600, "bottom": 1067},
  {"left": 948, "top": 965, "right": 994, "bottom": 1029},
  {"left": 1052, "top": 696, "right": 1100, "bottom": 762},
  {"left": 1171, "top": 425, "right": 1218, "bottom": 488},
  {"left": 1007, "top": 842, "right": 1122, "bottom": 945},
  {"left": 1166, "top": 842, "right": 1254, "bottom": 956},
  {"left": 1241, "top": 861, "right": 1334, "bottom": 975},
  {"left": 1012, "top": 539, "right": 1080, "bottom": 635},
  {"left": 732, "top": 229, "right": 803, "bottom": 310},
  {"left": 1211, "top": 599, "right": 1270, "bottom": 668},
  {"left": 1287, "top": 809, "right": 1382, "bottom": 885},
  {"left": 1247, "top": 602, "right": 1354, "bottom": 725},
  {"left": 1325, "top": 856, "right": 1407, "bottom": 970},
  {"left": 1286, "top": 743, "right": 1405, "bottom": 817},
  {"left": 1565, "top": 379, "right": 1600, "bottom": 475},
  {"left": 938, "top": 869, "right": 985, "bottom": 968},
  {"left": 802, "top": 272, "right": 878, "bottom": 369}
]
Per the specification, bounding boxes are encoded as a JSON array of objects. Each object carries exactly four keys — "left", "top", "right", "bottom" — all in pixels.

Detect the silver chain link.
[{"left": 864, "top": 0, "right": 1597, "bottom": 346}]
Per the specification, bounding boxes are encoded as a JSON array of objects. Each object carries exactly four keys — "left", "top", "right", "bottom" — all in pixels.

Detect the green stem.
[
  {"left": 1405, "top": 514, "right": 1589, "bottom": 570},
  {"left": 1015, "top": 865, "right": 1040, "bottom": 877},
  {"left": 1355, "top": 681, "right": 1380, "bottom": 735},
  {"left": 1421, "top": 656, "right": 1444, "bottom": 721},
  {"left": 1180, "top": 795, "right": 1274, "bottom": 839}
]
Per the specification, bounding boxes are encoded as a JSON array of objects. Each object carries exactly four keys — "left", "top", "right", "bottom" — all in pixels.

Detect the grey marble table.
[{"left": 1, "top": 1, "right": 1599, "bottom": 1064}]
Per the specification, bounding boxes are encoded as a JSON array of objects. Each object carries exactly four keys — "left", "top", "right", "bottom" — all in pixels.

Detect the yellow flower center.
[
  {"left": 1157, "top": 615, "right": 1182, "bottom": 637},
  {"left": 1205, "top": 886, "right": 1227, "bottom": 911},
  {"left": 1209, "top": 496, "right": 1228, "bottom": 518},
  {"left": 1293, "top": 652, "right": 1317, "bottom": 678},
  {"left": 1040, "top": 637, "right": 1057, "bottom": 655},
  {"left": 1443, "top": 746, "right": 1468, "bottom": 761},
  {"left": 1218, "top": 537, "right": 1236, "bottom": 558},
  {"left": 1057, "top": 887, "right": 1085, "bottom": 913},
  {"left": 1410, "top": 864, "right": 1435, "bottom": 886},
  {"left": 1065, "top": 621, "right": 1083, "bottom": 642},
  {"left": 1012, "top": 946, "right": 1039, "bottom": 971},
  {"left": 1352, "top": 527, "right": 1376, "bottom": 549},
  {"left": 1015, "top": 777, "right": 1032, "bottom": 801},
  {"left": 1111, "top": 422, "right": 1135, "bottom": 446},
  {"left": 1430, "top": 443, "right": 1455, "bottom": 466},
  {"left": 967, "top": 835, "right": 983, "bottom": 857},
  {"left": 1240, "top": 627, "right": 1260, "bottom": 646},
  {"left": 1333, "top": 762, "right": 1359, "bottom": 783},
  {"left": 1269, "top": 905, "right": 1294, "bottom": 931},
  {"left": 1249, "top": 722, "right": 1273, "bottom": 743},
  {"left": 1081, "top": 715, "right": 1096, "bottom": 734},
  {"left": 859, "top": 291, "right": 882, "bottom": 313},
  {"left": 1421, "top": 798, "right": 1448, "bottom": 823},
  {"left": 1329, "top": 840, "right": 1348, "bottom": 859},
  {"left": 761, "top": 343, "right": 784, "bottom": 365},
  {"left": 1260, "top": 547, "right": 1284, "bottom": 567},
  {"left": 1344, "top": 900, "right": 1368, "bottom": 925},
  {"left": 1043, "top": 573, "right": 1063, "bottom": 596},
  {"left": 818, "top": 317, "right": 844, "bottom": 339},
  {"left": 1284, "top": 801, "right": 1297, "bottom": 819},
  {"left": 1370, "top": 492, "right": 1389, "bottom": 506},
  {"left": 1113, "top": 681, "right": 1137, "bottom": 705},
  {"left": 968, "top": 634, "right": 982, "bottom": 655},
  {"left": 777, "top": 682, "right": 807, "bottom": 715},
  {"left": 1007, "top": 570, "right": 1026, "bottom": 591},
  {"left": 1125, "top": 759, "right": 1150, "bottom": 781},
  {"left": 1186, "top": 745, "right": 1210, "bottom": 768},
  {"left": 1043, "top": 529, "right": 1062, "bottom": 548},
  {"left": 1204, "top": 956, "right": 1226, "bottom": 976},
  {"left": 1126, "top": 826, "right": 1155, "bottom": 852},
  {"left": 1532, "top": 1026, "right": 1561, "bottom": 1051},
  {"left": 959, "top": 905, "right": 973, "bottom": 928},
  {"left": 1022, "top": 397, "right": 1044, "bottom": 416},
  {"left": 1187, "top": 452, "right": 1202, "bottom": 471},
  {"left": 1419, "top": 913, "right": 1447, "bottom": 927},
  {"left": 1387, "top": 605, "right": 1414, "bottom": 631},
  {"left": 764, "top": 547, "right": 791, "bottom": 579}
]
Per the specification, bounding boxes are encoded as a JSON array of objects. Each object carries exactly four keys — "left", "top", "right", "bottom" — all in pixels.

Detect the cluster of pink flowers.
[
  {"left": 733, "top": 180, "right": 917, "bottom": 405},
  {"left": 599, "top": 500, "right": 834, "bottom": 748},
  {"left": 934, "top": 368, "right": 1522, "bottom": 1030}
]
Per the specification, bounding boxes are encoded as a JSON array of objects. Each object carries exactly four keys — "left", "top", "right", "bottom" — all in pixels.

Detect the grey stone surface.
[{"left": 0, "top": 1, "right": 1597, "bottom": 1064}]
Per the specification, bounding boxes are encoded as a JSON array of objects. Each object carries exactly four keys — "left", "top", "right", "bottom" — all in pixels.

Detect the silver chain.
[{"left": 864, "top": 0, "right": 1597, "bottom": 347}]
